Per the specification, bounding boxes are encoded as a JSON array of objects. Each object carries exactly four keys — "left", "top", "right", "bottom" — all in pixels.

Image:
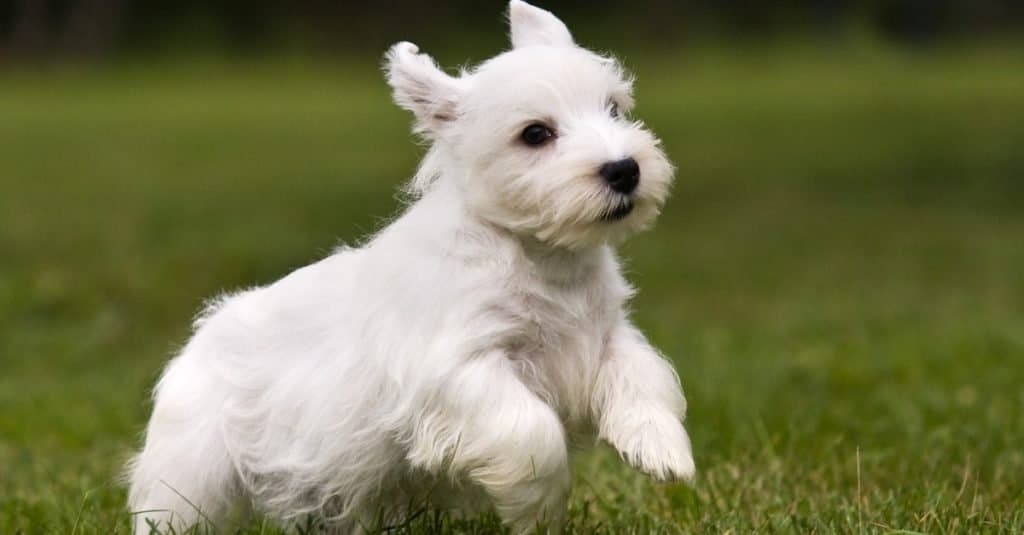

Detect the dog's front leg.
[
  {"left": 592, "top": 320, "right": 695, "bottom": 482},
  {"left": 407, "top": 351, "right": 570, "bottom": 533}
]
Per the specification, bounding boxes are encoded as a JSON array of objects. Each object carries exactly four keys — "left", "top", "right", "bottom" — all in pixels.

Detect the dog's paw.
[{"left": 606, "top": 410, "right": 695, "bottom": 483}]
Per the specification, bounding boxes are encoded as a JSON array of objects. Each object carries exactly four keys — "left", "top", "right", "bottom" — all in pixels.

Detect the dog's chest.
[{"left": 499, "top": 277, "right": 618, "bottom": 425}]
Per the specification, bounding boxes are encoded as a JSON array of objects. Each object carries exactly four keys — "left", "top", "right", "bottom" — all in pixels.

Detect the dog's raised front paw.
[{"left": 606, "top": 409, "right": 695, "bottom": 483}]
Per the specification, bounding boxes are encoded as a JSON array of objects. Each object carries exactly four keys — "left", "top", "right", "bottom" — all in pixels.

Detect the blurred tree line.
[{"left": 2, "top": 0, "right": 1022, "bottom": 61}]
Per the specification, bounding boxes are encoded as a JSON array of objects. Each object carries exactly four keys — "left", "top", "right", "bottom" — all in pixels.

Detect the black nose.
[{"left": 599, "top": 158, "right": 640, "bottom": 194}]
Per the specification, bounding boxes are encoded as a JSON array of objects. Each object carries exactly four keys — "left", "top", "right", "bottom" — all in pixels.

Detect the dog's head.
[{"left": 385, "top": 0, "right": 673, "bottom": 249}]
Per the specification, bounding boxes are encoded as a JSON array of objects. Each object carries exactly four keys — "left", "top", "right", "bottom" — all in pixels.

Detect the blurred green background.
[{"left": 1, "top": 1, "right": 1023, "bottom": 533}]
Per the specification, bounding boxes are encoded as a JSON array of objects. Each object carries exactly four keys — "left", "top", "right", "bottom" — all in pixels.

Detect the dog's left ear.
[
  {"left": 384, "top": 41, "right": 464, "bottom": 137},
  {"left": 508, "top": 0, "right": 574, "bottom": 49}
]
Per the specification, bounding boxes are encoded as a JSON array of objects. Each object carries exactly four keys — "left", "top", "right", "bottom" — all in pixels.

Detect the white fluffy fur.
[{"left": 127, "top": 2, "right": 694, "bottom": 533}]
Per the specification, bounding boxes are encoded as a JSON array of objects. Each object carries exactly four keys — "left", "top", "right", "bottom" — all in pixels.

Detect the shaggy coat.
[{"left": 128, "top": 2, "right": 694, "bottom": 533}]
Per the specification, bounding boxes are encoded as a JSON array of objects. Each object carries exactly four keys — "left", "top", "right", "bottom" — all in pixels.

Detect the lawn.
[{"left": 1, "top": 47, "right": 1023, "bottom": 533}]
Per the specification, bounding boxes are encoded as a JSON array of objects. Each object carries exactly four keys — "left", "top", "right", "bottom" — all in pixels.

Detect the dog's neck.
[
  {"left": 513, "top": 234, "right": 607, "bottom": 286},
  {"left": 412, "top": 174, "right": 610, "bottom": 286}
]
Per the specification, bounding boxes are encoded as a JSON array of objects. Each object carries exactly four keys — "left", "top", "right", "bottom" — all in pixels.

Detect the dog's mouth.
[{"left": 601, "top": 200, "right": 634, "bottom": 222}]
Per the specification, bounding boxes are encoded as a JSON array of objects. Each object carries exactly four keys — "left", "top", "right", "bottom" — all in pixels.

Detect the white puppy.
[{"left": 127, "top": 1, "right": 694, "bottom": 533}]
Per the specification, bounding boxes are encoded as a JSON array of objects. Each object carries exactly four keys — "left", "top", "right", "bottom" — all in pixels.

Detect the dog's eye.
[
  {"left": 609, "top": 100, "right": 620, "bottom": 118},
  {"left": 521, "top": 124, "right": 555, "bottom": 147}
]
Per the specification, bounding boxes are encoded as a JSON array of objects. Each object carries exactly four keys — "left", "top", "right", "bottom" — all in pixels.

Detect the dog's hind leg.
[
  {"left": 127, "top": 411, "right": 240, "bottom": 534},
  {"left": 127, "top": 358, "right": 241, "bottom": 534}
]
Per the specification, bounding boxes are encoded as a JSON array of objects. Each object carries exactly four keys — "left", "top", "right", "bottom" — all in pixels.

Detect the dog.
[{"left": 127, "top": 1, "right": 694, "bottom": 533}]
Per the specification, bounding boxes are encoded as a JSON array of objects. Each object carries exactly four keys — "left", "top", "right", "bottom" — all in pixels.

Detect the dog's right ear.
[{"left": 384, "top": 42, "right": 463, "bottom": 138}]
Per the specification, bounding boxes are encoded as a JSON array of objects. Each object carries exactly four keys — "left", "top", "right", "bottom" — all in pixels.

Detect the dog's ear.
[
  {"left": 384, "top": 42, "right": 463, "bottom": 137},
  {"left": 508, "top": 0, "right": 574, "bottom": 49}
]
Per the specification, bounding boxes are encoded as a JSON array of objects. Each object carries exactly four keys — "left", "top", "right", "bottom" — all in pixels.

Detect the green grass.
[{"left": 2, "top": 47, "right": 1023, "bottom": 533}]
